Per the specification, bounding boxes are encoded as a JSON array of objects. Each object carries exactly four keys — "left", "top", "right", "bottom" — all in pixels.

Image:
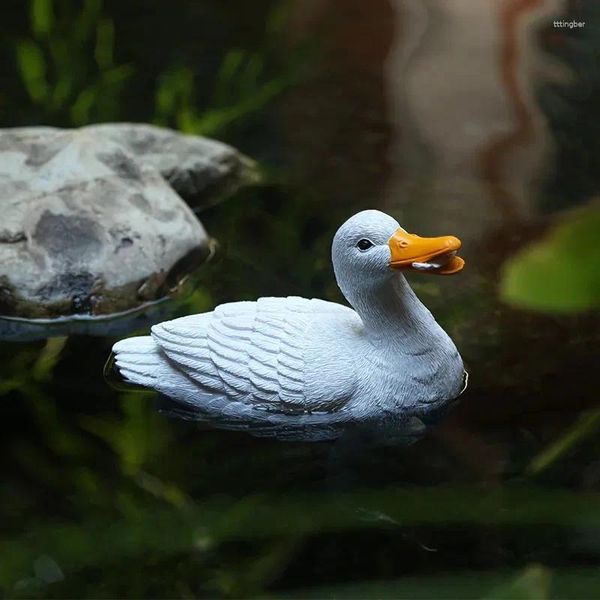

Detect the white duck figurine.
[{"left": 111, "top": 210, "right": 467, "bottom": 442}]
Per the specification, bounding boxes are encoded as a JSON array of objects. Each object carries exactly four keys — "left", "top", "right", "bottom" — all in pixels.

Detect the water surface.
[{"left": 1, "top": 0, "right": 599, "bottom": 597}]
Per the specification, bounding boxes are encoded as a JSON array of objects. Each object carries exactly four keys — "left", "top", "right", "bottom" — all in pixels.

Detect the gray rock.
[
  {"left": 87, "top": 123, "right": 259, "bottom": 208},
  {"left": 0, "top": 124, "right": 240, "bottom": 335}
]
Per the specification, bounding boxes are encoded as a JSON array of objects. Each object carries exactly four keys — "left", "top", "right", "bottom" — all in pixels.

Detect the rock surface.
[
  {"left": 0, "top": 123, "right": 248, "bottom": 326},
  {"left": 82, "top": 123, "right": 258, "bottom": 208}
]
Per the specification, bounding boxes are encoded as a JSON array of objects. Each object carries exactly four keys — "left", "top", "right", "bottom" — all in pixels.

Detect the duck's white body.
[{"left": 112, "top": 210, "right": 467, "bottom": 441}]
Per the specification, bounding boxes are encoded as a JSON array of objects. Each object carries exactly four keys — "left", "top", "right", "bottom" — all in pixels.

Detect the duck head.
[{"left": 332, "top": 210, "right": 465, "bottom": 291}]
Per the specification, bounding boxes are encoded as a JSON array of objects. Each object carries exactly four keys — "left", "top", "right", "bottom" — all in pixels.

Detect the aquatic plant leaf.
[
  {"left": 211, "top": 538, "right": 300, "bottom": 597},
  {"left": 81, "top": 393, "right": 173, "bottom": 475},
  {"left": 12, "top": 0, "right": 131, "bottom": 125},
  {"left": 30, "top": 0, "right": 54, "bottom": 36},
  {"left": 154, "top": 24, "right": 304, "bottom": 138},
  {"left": 99, "top": 63, "right": 133, "bottom": 86},
  {"left": 212, "top": 49, "right": 245, "bottom": 105},
  {"left": 33, "top": 337, "right": 67, "bottom": 382},
  {"left": 154, "top": 65, "right": 194, "bottom": 123},
  {"left": 74, "top": 0, "right": 103, "bottom": 43},
  {"left": 527, "top": 408, "right": 600, "bottom": 475},
  {"left": 15, "top": 40, "right": 49, "bottom": 103},
  {"left": 239, "top": 53, "right": 264, "bottom": 94},
  {"left": 501, "top": 207, "right": 600, "bottom": 312},
  {"left": 94, "top": 18, "right": 114, "bottom": 70},
  {"left": 47, "top": 38, "right": 74, "bottom": 109},
  {"left": 194, "top": 78, "right": 289, "bottom": 136},
  {"left": 484, "top": 564, "right": 551, "bottom": 600},
  {"left": 70, "top": 86, "right": 97, "bottom": 124}
]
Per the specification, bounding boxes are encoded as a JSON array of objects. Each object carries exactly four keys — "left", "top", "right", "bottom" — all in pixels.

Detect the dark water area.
[{"left": 1, "top": 0, "right": 599, "bottom": 598}]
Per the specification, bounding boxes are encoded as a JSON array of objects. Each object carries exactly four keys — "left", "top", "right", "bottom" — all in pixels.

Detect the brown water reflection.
[{"left": 287, "top": 0, "right": 572, "bottom": 233}]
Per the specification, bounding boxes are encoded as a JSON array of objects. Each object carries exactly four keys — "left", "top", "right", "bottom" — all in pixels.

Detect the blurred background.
[{"left": 0, "top": 0, "right": 599, "bottom": 597}]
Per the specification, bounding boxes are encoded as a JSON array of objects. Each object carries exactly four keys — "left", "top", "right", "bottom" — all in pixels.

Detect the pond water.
[{"left": 1, "top": 0, "right": 599, "bottom": 598}]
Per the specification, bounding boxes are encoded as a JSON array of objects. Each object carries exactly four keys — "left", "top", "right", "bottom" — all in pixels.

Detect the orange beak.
[{"left": 388, "top": 229, "right": 465, "bottom": 275}]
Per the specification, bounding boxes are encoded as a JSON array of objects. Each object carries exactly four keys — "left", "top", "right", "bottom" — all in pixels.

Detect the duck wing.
[{"left": 150, "top": 296, "right": 358, "bottom": 415}]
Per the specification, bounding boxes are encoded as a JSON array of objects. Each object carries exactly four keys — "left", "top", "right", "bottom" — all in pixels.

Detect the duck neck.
[{"left": 345, "top": 274, "right": 446, "bottom": 354}]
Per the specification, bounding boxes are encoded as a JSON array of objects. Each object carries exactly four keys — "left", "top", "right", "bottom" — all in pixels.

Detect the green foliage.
[
  {"left": 11, "top": 0, "right": 304, "bottom": 135},
  {"left": 154, "top": 53, "right": 290, "bottom": 137},
  {"left": 15, "top": 39, "right": 48, "bottom": 103},
  {"left": 527, "top": 408, "right": 600, "bottom": 476},
  {"left": 14, "top": 0, "right": 133, "bottom": 125},
  {"left": 153, "top": 5, "right": 306, "bottom": 137},
  {"left": 81, "top": 393, "right": 174, "bottom": 476},
  {"left": 2, "top": 485, "right": 600, "bottom": 596},
  {"left": 484, "top": 565, "right": 552, "bottom": 600},
  {"left": 30, "top": 0, "right": 55, "bottom": 36},
  {"left": 501, "top": 206, "right": 600, "bottom": 313}
]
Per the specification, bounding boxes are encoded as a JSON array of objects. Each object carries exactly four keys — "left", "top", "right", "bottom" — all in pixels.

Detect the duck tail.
[{"left": 107, "top": 336, "right": 165, "bottom": 390}]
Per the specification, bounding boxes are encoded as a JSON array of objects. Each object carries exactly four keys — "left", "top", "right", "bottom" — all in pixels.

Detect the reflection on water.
[
  {"left": 1, "top": 0, "right": 599, "bottom": 597},
  {"left": 0, "top": 298, "right": 173, "bottom": 342},
  {"left": 0, "top": 241, "right": 217, "bottom": 342},
  {"left": 385, "top": 0, "right": 568, "bottom": 234}
]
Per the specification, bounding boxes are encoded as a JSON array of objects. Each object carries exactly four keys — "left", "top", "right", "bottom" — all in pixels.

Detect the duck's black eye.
[{"left": 357, "top": 238, "right": 374, "bottom": 251}]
